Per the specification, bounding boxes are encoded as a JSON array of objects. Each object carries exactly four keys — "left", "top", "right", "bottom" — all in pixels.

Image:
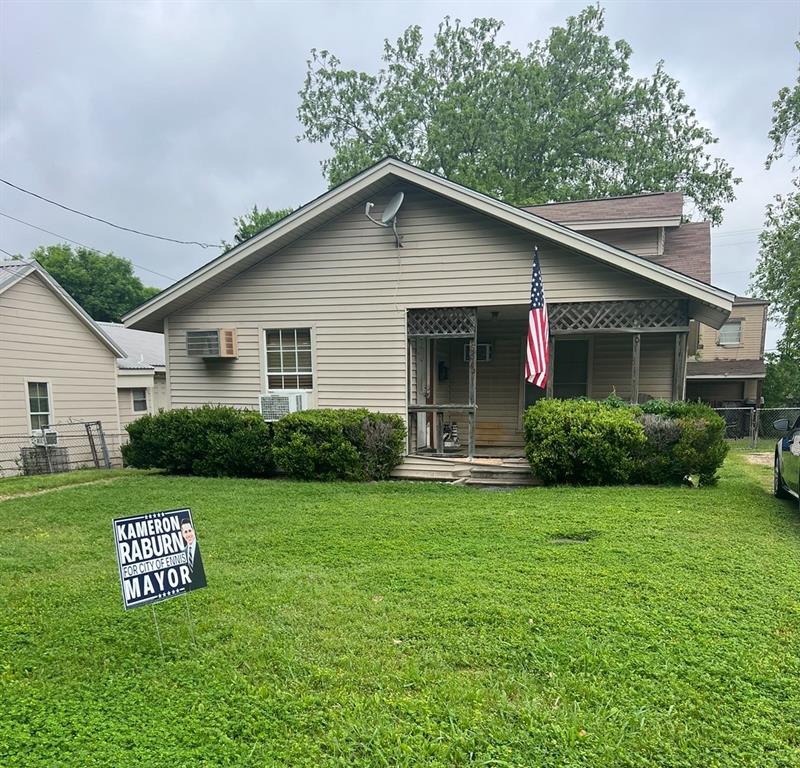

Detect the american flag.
[{"left": 524, "top": 246, "right": 549, "bottom": 389}]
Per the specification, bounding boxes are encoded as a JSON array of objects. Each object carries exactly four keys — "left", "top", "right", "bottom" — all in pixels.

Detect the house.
[
  {"left": 685, "top": 298, "right": 769, "bottom": 407},
  {"left": 0, "top": 260, "right": 125, "bottom": 475},
  {"left": 97, "top": 322, "right": 168, "bottom": 428},
  {"left": 524, "top": 194, "right": 769, "bottom": 409},
  {"left": 123, "top": 158, "right": 734, "bottom": 458}
]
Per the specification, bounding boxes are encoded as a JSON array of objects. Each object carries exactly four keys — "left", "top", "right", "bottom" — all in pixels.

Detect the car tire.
[{"left": 774, "top": 453, "right": 792, "bottom": 499}]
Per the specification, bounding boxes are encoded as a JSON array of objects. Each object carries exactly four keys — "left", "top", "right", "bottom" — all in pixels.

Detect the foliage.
[
  {"left": 122, "top": 406, "right": 273, "bottom": 478},
  {"left": 272, "top": 408, "right": 406, "bottom": 481},
  {"left": 523, "top": 399, "right": 646, "bottom": 485},
  {"left": 766, "top": 39, "right": 800, "bottom": 169},
  {"left": 298, "top": 6, "right": 738, "bottom": 223},
  {"left": 31, "top": 243, "right": 159, "bottom": 322},
  {"left": 753, "top": 40, "right": 800, "bottom": 406},
  {"left": 635, "top": 413, "right": 683, "bottom": 484},
  {"left": 763, "top": 349, "right": 800, "bottom": 406},
  {"left": 224, "top": 205, "right": 294, "bottom": 249},
  {"left": 3, "top": 457, "right": 800, "bottom": 766},
  {"left": 524, "top": 398, "right": 727, "bottom": 486}
]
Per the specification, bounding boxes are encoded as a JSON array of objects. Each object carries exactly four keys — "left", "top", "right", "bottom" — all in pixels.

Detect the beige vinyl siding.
[
  {"left": 118, "top": 388, "right": 139, "bottom": 429},
  {"left": 590, "top": 333, "right": 674, "bottom": 401},
  {"left": 697, "top": 304, "right": 766, "bottom": 361},
  {"left": 167, "top": 188, "right": 680, "bottom": 416},
  {"left": 0, "top": 273, "right": 120, "bottom": 436},
  {"left": 582, "top": 228, "right": 661, "bottom": 258},
  {"left": 153, "top": 373, "right": 168, "bottom": 412}
]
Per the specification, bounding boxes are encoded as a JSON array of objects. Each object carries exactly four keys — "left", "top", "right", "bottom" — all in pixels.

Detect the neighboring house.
[
  {"left": 685, "top": 298, "right": 769, "bottom": 406},
  {"left": 97, "top": 322, "right": 168, "bottom": 428},
  {"left": 0, "top": 260, "right": 125, "bottom": 474},
  {"left": 123, "top": 158, "right": 734, "bottom": 457}
]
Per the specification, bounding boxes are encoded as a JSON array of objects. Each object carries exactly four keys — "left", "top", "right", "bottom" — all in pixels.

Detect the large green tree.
[
  {"left": 32, "top": 244, "right": 159, "bottom": 322},
  {"left": 752, "top": 38, "right": 800, "bottom": 406},
  {"left": 224, "top": 205, "right": 294, "bottom": 250},
  {"left": 298, "top": 6, "right": 739, "bottom": 222}
]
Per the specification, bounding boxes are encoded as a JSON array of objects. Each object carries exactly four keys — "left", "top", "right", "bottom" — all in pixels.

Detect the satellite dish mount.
[{"left": 365, "top": 191, "right": 404, "bottom": 247}]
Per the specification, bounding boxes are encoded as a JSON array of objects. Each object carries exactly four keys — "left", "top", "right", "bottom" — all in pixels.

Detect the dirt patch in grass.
[{"left": 743, "top": 452, "right": 773, "bottom": 466}]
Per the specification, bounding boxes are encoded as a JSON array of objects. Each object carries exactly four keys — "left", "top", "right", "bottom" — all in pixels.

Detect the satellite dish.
[
  {"left": 381, "top": 192, "right": 404, "bottom": 224},
  {"left": 365, "top": 191, "right": 405, "bottom": 247}
]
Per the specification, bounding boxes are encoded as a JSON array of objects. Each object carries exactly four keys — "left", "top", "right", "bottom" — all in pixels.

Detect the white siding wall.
[
  {"left": 0, "top": 273, "right": 120, "bottom": 436},
  {"left": 166, "top": 188, "right": 677, "bottom": 418}
]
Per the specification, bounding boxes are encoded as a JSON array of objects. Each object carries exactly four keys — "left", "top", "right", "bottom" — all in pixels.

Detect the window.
[
  {"left": 132, "top": 388, "right": 148, "bottom": 412},
  {"left": 553, "top": 339, "right": 589, "bottom": 399},
  {"left": 265, "top": 328, "right": 313, "bottom": 389},
  {"left": 718, "top": 321, "right": 742, "bottom": 346},
  {"left": 28, "top": 381, "right": 51, "bottom": 430}
]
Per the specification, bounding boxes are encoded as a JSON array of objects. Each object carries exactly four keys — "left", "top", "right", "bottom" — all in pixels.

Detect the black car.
[{"left": 773, "top": 416, "right": 800, "bottom": 506}]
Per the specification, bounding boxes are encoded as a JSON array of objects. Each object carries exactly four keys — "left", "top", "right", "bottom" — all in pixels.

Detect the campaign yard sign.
[{"left": 113, "top": 508, "right": 207, "bottom": 610}]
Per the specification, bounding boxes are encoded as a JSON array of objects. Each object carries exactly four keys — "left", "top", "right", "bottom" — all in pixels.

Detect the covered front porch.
[{"left": 406, "top": 301, "right": 690, "bottom": 458}]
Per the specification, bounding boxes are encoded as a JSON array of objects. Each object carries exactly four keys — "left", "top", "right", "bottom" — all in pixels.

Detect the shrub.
[
  {"left": 272, "top": 409, "right": 406, "bottom": 481},
  {"left": 123, "top": 406, "right": 273, "bottom": 478},
  {"left": 634, "top": 413, "right": 684, "bottom": 484},
  {"left": 637, "top": 400, "right": 728, "bottom": 485},
  {"left": 523, "top": 399, "right": 646, "bottom": 485}
]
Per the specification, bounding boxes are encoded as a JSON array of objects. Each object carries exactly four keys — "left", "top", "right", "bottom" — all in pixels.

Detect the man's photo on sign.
[{"left": 180, "top": 517, "right": 207, "bottom": 591}]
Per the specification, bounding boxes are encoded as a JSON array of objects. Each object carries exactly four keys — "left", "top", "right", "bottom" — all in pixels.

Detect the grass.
[
  {"left": 0, "top": 467, "right": 155, "bottom": 498},
  {"left": 1, "top": 457, "right": 799, "bottom": 767}
]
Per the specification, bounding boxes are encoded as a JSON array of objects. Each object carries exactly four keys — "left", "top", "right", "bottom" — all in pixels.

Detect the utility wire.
[
  {"left": 0, "top": 210, "right": 176, "bottom": 281},
  {"left": 0, "top": 246, "right": 17, "bottom": 258},
  {"left": 0, "top": 177, "right": 222, "bottom": 249}
]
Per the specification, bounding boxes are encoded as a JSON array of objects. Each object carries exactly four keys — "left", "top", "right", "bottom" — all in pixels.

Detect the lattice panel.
[
  {"left": 549, "top": 299, "right": 688, "bottom": 331},
  {"left": 407, "top": 307, "right": 477, "bottom": 337}
]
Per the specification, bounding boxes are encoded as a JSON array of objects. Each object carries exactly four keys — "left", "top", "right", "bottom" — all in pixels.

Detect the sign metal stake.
[
  {"left": 182, "top": 593, "right": 197, "bottom": 646},
  {"left": 151, "top": 604, "right": 165, "bottom": 660}
]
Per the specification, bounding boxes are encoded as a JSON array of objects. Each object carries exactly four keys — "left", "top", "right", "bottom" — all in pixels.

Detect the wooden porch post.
[
  {"left": 631, "top": 333, "right": 641, "bottom": 404},
  {"left": 673, "top": 332, "right": 688, "bottom": 400},
  {"left": 468, "top": 321, "right": 477, "bottom": 458},
  {"left": 545, "top": 336, "right": 555, "bottom": 399}
]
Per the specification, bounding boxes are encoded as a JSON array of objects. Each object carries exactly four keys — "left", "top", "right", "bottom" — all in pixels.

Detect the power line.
[
  {"left": 0, "top": 177, "right": 222, "bottom": 249},
  {"left": 0, "top": 210, "right": 176, "bottom": 281},
  {"left": 0, "top": 246, "right": 17, "bottom": 258}
]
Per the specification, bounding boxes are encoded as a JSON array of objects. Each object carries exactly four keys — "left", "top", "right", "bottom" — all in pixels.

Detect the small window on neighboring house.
[
  {"left": 28, "top": 382, "right": 51, "bottom": 430},
  {"left": 132, "top": 388, "right": 148, "bottom": 412},
  {"left": 719, "top": 321, "right": 742, "bottom": 346},
  {"left": 265, "top": 328, "right": 313, "bottom": 389}
]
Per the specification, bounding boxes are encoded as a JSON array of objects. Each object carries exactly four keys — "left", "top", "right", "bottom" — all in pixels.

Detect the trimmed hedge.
[
  {"left": 524, "top": 399, "right": 646, "bottom": 485},
  {"left": 122, "top": 405, "right": 273, "bottom": 478},
  {"left": 272, "top": 409, "right": 406, "bottom": 481},
  {"left": 524, "top": 396, "right": 728, "bottom": 486}
]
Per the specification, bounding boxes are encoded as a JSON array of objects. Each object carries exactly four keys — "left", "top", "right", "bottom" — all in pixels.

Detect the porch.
[{"left": 406, "top": 301, "right": 690, "bottom": 458}]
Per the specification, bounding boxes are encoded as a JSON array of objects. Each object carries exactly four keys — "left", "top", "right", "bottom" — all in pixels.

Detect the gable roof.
[
  {"left": 97, "top": 322, "right": 165, "bottom": 370},
  {"left": 123, "top": 157, "right": 734, "bottom": 331},
  {"left": 524, "top": 192, "right": 683, "bottom": 229},
  {"left": 0, "top": 259, "right": 126, "bottom": 357}
]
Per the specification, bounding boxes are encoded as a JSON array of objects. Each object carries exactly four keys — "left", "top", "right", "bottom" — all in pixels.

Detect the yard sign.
[{"left": 113, "top": 508, "right": 207, "bottom": 610}]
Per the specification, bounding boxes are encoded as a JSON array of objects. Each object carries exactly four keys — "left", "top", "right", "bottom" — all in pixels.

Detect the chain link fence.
[
  {"left": 711, "top": 407, "right": 800, "bottom": 448},
  {"left": 0, "top": 421, "right": 124, "bottom": 479}
]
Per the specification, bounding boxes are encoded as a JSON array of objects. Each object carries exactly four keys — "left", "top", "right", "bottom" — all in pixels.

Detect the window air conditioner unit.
[
  {"left": 259, "top": 391, "right": 309, "bottom": 422},
  {"left": 464, "top": 342, "right": 492, "bottom": 363},
  {"left": 31, "top": 429, "right": 58, "bottom": 447},
  {"left": 186, "top": 329, "right": 238, "bottom": 358}
]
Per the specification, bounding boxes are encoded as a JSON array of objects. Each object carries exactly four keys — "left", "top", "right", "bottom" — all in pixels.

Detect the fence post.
[{"left": 96, "top": 422, "right": 112, "bottom": 469}]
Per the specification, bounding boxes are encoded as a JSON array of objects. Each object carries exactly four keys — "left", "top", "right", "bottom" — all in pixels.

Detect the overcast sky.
[{"left": 1, "top": 1, "right": 797, "bottom": 347}]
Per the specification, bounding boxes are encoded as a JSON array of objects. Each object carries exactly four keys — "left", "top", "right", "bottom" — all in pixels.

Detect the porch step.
[
  {"left": 391, "top": 455, "right": 538, "bottom": 486},
  {"left": 464, "top": 465, "right": 539, "bottom": 487},
  {"left": 390, "top": 455, "right": 471, "bottom": 482}
]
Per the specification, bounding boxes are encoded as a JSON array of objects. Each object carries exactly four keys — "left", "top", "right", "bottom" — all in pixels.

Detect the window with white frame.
[
  {"left": 265, "top": 328, "right": 313, "bottom": 389},
  {"left": 132, "top": 388, "right": 148, "bottom": 412},
  {"left": 718, "top": 320, "right": 742, "bottom": 346},
  {"left": 28, "top": 382, "right": 51, "bottom": 430}
]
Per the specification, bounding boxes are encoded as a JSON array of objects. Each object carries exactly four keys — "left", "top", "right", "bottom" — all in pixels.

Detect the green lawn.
[{"left": 1, "top": 457, "right": 799, "bottom": 767}]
